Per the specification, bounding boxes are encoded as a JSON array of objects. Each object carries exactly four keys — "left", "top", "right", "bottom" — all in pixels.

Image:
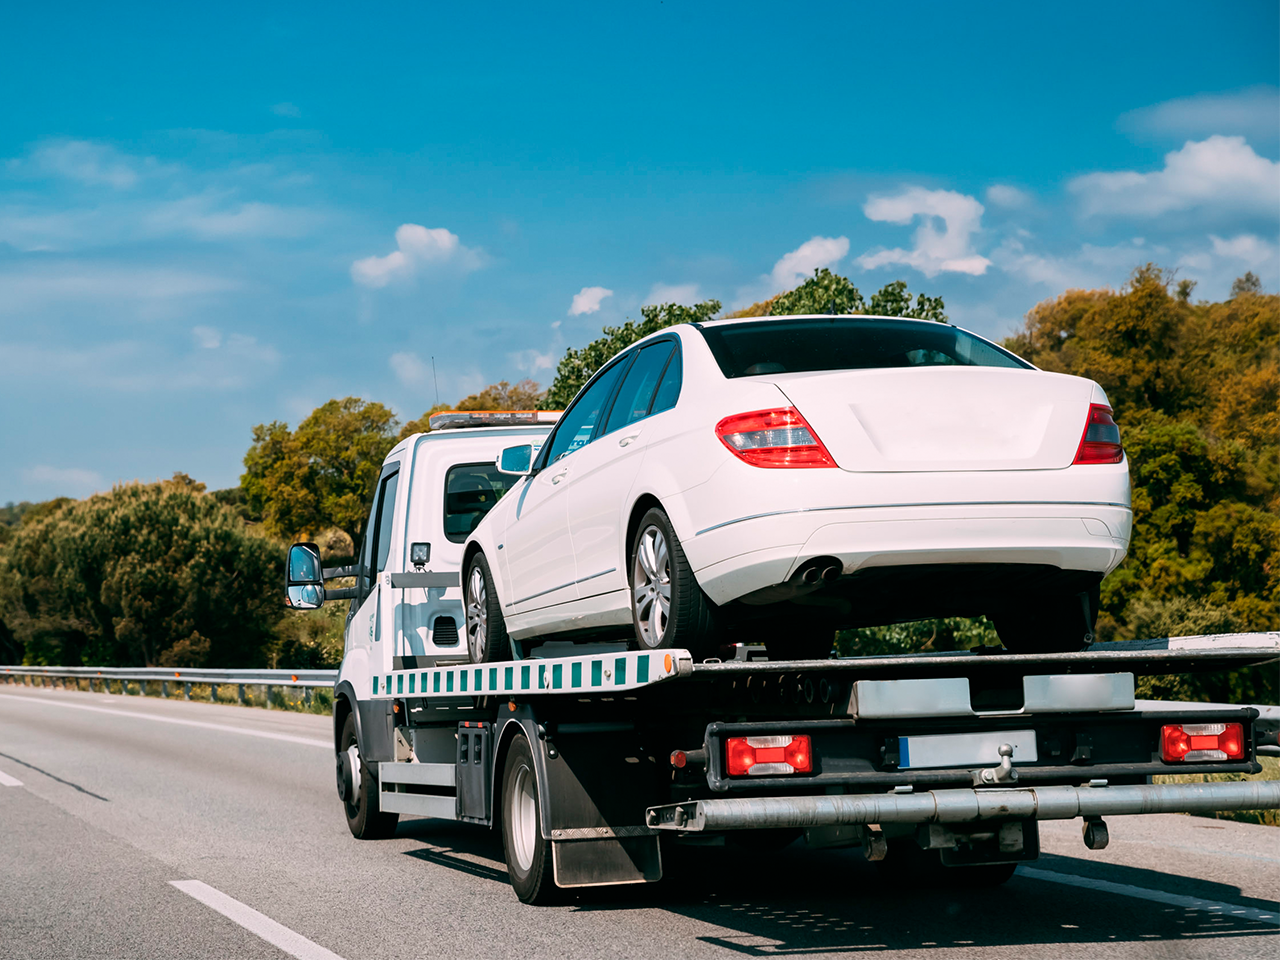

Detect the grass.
[
  {"left": 3, "top": 674, "right": 333, "bottom": 715},
  {"left": 1154, "top": 755, "right": 1280, "bottom": 827}
]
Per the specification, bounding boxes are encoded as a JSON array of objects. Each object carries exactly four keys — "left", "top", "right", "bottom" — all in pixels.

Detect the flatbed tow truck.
[{"left": 286, "top": 413, "right": 1280, "bottom": 904}]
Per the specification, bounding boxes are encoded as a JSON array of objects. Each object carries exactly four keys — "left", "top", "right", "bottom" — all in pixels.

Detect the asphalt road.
[{"left": 1, "top": 683, "right": 1276, "bottom": 960}]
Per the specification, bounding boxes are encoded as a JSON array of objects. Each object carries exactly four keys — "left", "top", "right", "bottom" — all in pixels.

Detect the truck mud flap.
[{"left": 552, "top": 833, "right": 662, "bottom": 888}]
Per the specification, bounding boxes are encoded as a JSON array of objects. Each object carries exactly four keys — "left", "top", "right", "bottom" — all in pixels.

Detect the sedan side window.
[
  {"left": 603, "top": 341, "right": 676, "bottom": 435},
  {"left": 542, "top": 358, "right": 629, "bottom": 464},
  {"left": 649, "top": 345, "right": 682, "bottom": 415}
]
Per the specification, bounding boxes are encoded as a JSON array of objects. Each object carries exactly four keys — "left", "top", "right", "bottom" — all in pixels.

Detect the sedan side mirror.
[
  {"left": 286, "top": 542, "right": 325, "bottom": 610},
  {"left": 497, "top": 443, "right": 535, "bottom": 476}
]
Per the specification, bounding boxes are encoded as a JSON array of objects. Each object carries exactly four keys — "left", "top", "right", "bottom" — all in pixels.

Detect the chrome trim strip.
[
  {"left": 512, "top": 568, "right": 617, "bottom": 607},
  {"left": 693, "top": 502, "right": 1132, "bottom": 537}
]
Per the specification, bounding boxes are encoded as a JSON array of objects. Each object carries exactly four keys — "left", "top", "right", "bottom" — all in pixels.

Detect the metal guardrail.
[{"left": 1, "top": 664, "right": 338, "bottom": 707}]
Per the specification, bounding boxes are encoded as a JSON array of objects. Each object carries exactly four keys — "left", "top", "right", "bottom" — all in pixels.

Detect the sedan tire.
[
  {"left": 629, "top": 507, "right": 718, "bottom": 660},
  {"left": 465, "top": 553, "right": 511, "bottom": 663}
]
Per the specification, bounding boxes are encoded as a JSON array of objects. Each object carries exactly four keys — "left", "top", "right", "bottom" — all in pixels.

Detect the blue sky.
[{"left": 2, "top": 1, "right": 1277, "bottom": 502}]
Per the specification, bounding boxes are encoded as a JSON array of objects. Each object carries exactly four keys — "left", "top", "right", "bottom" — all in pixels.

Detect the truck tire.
[
  {"left": 629, "top": 507, "right": 718, "bottom": 660},
  {"left": 465, "top": 553, "right": 511, "bottom": 663},
  {"left": 339, "top": 713, "right": 398, "bottom": 840},
  {"left": 501, "top": 734, "right": 557, "bottom": 904},
  {"left": 993, "top": 585, "right": 1099, "bottom": 654}
]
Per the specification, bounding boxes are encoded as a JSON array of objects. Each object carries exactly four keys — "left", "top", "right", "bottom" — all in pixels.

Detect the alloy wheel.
[
  {"left": 632, "top": 524, "right": 672, "bottom": 648},
  {"left": 466, "top": 565, "right": 488, "bottom": 661}
]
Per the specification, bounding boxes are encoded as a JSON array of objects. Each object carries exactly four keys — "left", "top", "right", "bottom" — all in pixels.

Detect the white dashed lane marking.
[{"left": 171, "top": 880, "right": 347, "bottom": 960}]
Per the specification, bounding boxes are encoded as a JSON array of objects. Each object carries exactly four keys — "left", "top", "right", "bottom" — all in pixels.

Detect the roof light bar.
[{"left": 427, "top": 410, "right": 562, "bottom": 431}]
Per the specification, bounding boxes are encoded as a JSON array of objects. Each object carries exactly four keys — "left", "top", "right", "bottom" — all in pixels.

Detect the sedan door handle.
[
  {"left": 550, "top": 471, "right": 568, "bottom": 484},
  {"left": 618, "top": 434, "right": 641, "bottom": 447}
]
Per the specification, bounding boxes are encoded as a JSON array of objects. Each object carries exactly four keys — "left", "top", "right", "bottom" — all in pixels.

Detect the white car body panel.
[{"left": 464, "top": 316, "right": 1133, "bottom": 646}]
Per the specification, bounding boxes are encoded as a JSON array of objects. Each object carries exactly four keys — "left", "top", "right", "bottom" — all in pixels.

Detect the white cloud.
[
  {"left": 351, "top": 223, "right": 483, "bottom": 288},
  {"left": 991, "top": 236, "right": 1157, "bottom": 290},
  {"left": 27, "top": 140, "right": 143, "bottom": 189},
  {"left": 0, "top": 264, "right": 239, "bottom": 313},
  {"left": 389, "top": 351, "right": 431, "bottom": 387},
  {"left": 22, "top": 465, "right": 103, "bottom": 496},
  {"left": 644, "top": 282, "right": 701, "bottom": 306},
  {"left": 857, "top": 187, "right": 991, "bottom": 277},
  {"left": 192, "top": 326, "right": 221, "bottom": 349},
  {"left": 1069, "top": 136, "right": 1280, "bottom": 218},
  {"left": 144, "top": 195, "right": 319, "bottom": 239},
  {"left": 510, "top": 348, "right": 557, "bottom": 374},
  {"left": 271, "top": 102, "right": 302, "bottom": 118},
  {"left": 568, "top": 285, "right": 613, "bottom": 316},
  {"left": 986, "top": 184, "right": 1031, "bottom": 209},
  {"left": 1118, "top": 86, "right": 1280, "bottom": 147},
  {"left": 769, "top": 236, "right": 850, "bottom": 289},
  {"left": 1209, "top": 233, "right": 1276, "bottom": 268}
]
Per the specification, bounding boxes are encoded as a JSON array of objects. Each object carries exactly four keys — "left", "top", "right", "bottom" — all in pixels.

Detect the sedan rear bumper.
[{"left": 687, "top": 502, "right": 1132, "bottom": 608}]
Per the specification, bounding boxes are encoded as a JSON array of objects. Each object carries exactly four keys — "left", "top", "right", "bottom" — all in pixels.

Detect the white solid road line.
[
  {"left": 171, "top": 880, "right": 347, "bottom": 960},
  {"left": 0, "top": 693, "right": 330, "bottom": 749},
  {"left": 1019, "top": 866, "right": 1280, "bottom": 926},
  {"left": 0, "top": 768, "right": 23, "bottom": 787}
]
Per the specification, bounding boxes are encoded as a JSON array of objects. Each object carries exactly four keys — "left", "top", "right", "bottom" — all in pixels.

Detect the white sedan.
[{"left": 462, "top": 314, "right": 1131, "bottom": 661}]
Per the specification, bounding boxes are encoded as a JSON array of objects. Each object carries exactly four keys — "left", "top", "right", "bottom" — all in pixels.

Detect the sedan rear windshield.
[{"left": 698, "top": 317, "right": 1031, "bottom": 378}]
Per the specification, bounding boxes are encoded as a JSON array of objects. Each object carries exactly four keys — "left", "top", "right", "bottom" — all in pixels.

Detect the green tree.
[
  {"left": 457, "top": 379, "right": 545, "bottom": 411},
  {"left": 542, "top": 300, "right": 721, "bottom": 408},
  {"left": 0, "top": 475, "right": 282, "bottom": 667},
  {"left": 242, "top": 397, "right": 399, "bottom": 548},
  {"left": 764, "top": 270, "right": 948, "bottom": 322},
  {"left": 1231, "top": 271, "right": 1263, "bottom": 298}
]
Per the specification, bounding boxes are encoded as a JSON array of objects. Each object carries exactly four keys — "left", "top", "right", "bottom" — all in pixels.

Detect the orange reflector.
[
  {"left": 291, "top": 675, "right": 298, "bottom": 682},
  {"left": 508, "top": 701, "right": 517, "bottom": 712},
  {"left": 670, "top": 750, "right": 687, "bottom": 768},
  {"left": 664, "top": 654, "right": 672, "bottom": 674}
]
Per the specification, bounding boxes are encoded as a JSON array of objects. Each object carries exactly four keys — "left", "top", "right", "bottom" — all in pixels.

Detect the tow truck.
[{"left": 285, "top": 412, "right": 1280, "bottom": 903}]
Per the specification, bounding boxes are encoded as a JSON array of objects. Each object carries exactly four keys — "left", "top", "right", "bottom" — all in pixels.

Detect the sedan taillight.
[
  {"left": 1073, "top": 404, "right": 1124, "bottom": 464},
  {"left": 716, "top": 408, "right": 836, "bottom": 468}
]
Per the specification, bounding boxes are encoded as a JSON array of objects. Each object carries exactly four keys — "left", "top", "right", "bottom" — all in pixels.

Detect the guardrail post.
[
  {"left": 265, "top": 684, "right": 273, "bottom": 709},
  {"left": 161, "top": 681, "right": 168, "bottom": 698},
  {"left": 88, "top": 677, "right": 95, "bottom": 693},
  {"left": 237, "top": 684, "right": 246, "bottom": 705},
  {"left": 210, "top": 683, "right": 219, "bottom": 703},
  {"left": 304, "top": 687, "right": 312, "bottom": 708},
  {"left": 183, "top": 682, "right": 191, "bottom": 701}
]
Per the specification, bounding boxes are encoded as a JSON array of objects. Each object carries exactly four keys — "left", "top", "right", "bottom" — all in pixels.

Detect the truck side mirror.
[
  {"left": 497, "top": 444, "right": 535, "bottom": 476},
  {"left": 286, "top": 542, "right": 325, "bottom": 610}
]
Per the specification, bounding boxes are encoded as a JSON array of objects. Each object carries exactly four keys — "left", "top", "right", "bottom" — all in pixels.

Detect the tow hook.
[{"left": 974, "top": 743, "right": 1019, "bottom": 785}]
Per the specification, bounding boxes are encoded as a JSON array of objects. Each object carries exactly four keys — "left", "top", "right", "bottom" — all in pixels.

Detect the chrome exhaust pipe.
[
  {"left": 821, "top": 564, "right": 842, "bottom": 582},
  {"left": 801, "top": 566, "right": 822, "bottom": 585}
]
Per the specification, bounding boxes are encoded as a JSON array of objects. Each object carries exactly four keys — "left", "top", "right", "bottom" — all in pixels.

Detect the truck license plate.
[{"left": 900, "top": 730, "right": 1038, "bottom": 769}]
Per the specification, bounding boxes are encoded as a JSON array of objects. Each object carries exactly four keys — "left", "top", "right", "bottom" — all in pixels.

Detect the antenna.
[{"left": 431, "top": 356, "right": 440, "bottom": 406}]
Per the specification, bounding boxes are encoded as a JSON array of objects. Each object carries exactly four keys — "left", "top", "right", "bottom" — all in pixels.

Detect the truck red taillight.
[
  {"left": 716, "top": 408, "right": 836, "bottom": 468},
  {"left": 1073, "top": 404, "right": 1124, "bottom": 464},
  {"left": 1160, "top": 723, "right": 1244, "bottom": 762},
  {"left": 725, "top": 735, "right": 813, "bottom": 776}
]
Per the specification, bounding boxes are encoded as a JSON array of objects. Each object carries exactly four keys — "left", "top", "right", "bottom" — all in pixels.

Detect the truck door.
[{"left": 348, "top": 462, "right": 402, "bottom": 667}]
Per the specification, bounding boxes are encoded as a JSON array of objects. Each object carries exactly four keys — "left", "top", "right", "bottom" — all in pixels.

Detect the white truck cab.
[{"left": 287, "top": 411, "right": 558, "bottom": 699}]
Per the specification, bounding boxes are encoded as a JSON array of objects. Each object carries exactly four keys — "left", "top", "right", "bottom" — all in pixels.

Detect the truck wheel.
[
  {"left": 501, "top": 734, "right": 557, "bottom": 904},
  {"left": 465, "top": 553, "right": 511, "bottom": 663},
  {"left": 993, "top": 585, "right": 1099, "bottom": 654},
  {"left": 629, "top": 508, "right": 718, "bottom": 660},
  {"left": 339, "top": 713, "right": 398, "bottom": 840}
]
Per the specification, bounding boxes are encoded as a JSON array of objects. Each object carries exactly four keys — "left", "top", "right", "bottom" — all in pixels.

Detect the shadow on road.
[{"left": 395, "top": 820, "right": 1276, "bottom": 954}]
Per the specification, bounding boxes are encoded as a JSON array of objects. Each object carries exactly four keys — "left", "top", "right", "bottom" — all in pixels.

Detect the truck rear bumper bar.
[{"left": 645, "top": 780, "right": 1280, "bottom": 832}]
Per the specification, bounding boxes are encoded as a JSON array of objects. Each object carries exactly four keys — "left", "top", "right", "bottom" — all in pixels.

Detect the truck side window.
[
  {"left": 603, "top": 341, "right": 676, "bottom": 435},
  {"left": 369, "top": 470, "right": 400, "bottom": 576},
  {"left": 444, "top": 463, "right": 519, "bottom": 543},
  {"left": 649, "top": 345, "right": 682, "bottom": 415},
  {"left": 542, "top": 357, "right": 629, "bottom": 465}
]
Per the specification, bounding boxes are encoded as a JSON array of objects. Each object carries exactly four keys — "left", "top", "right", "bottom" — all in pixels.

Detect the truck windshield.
[
  {"left": 698, "top": 317, "right": 1031, "bottom": 378},
  {"left": 444, "top": 463, "right": 519, "bottom": 543}
]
